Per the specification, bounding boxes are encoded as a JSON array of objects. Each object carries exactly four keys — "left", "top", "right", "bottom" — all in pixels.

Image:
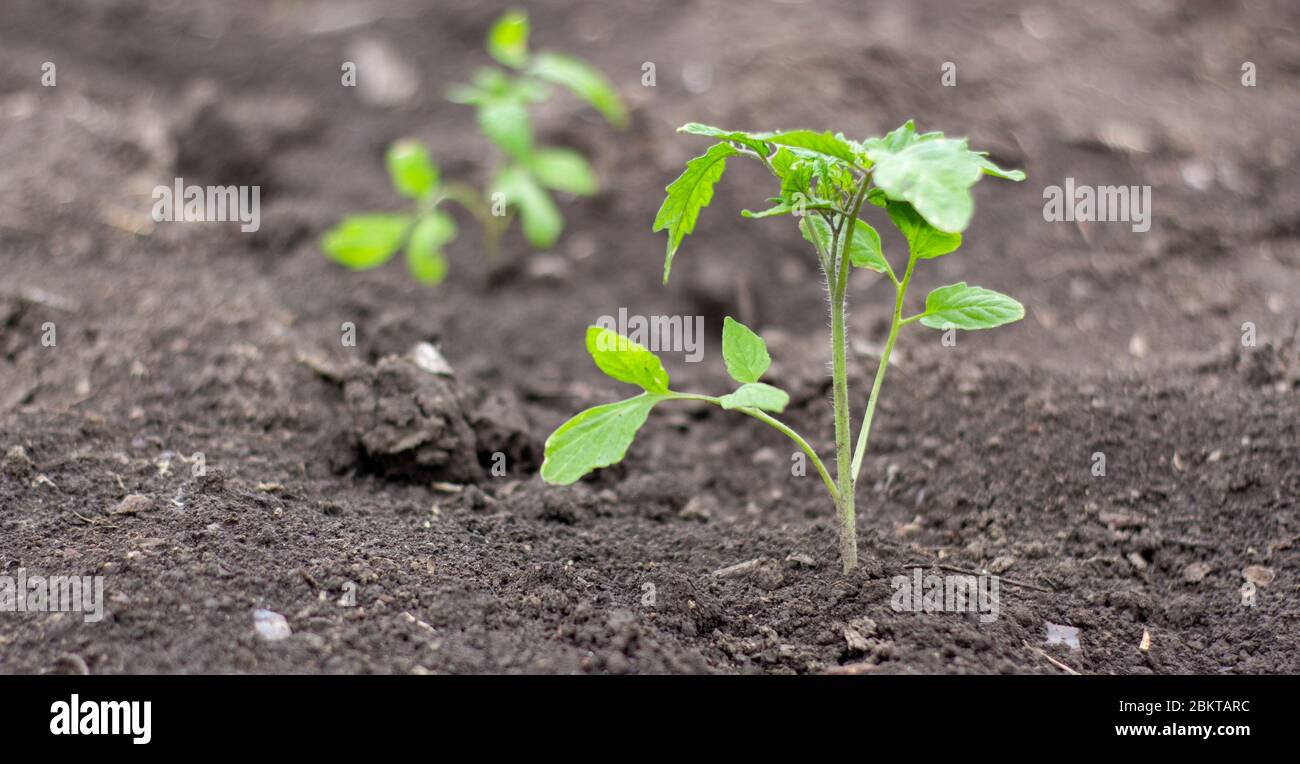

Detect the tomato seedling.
[
  {"left": 321, "top": 139, "right": 495, "bottom": 285},
  {"left": 448, "top": 9, "right": 626, "bottom": 251},
  {"left": 322, "top": 10, "right": 625, "bottom": 285},
  {"left": 541, "top": 120, "right": 1026, "bottom": 573}
]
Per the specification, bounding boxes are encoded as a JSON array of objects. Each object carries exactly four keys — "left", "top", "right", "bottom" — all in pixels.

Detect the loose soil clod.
[{"left": 342, "top": 355, "right": 537, "bottom": 483}]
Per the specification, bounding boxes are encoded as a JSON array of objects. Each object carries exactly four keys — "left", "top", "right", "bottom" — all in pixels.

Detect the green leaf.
[
  {"left": 842, "top": 218, "right": 885, "bottom": 271},
  {"left": 886, "top": 201, "right": 961, "bottom": 260},
  {"left": 541, "top": 394, "right": 666, "bottom": 485},
  {"left": 974, "top": 154, "right": 1026, "bottom": 181},
  {"left": 446, "top": 83, "right": 488, "bottom": 105},
  {"left": 585, "top": 326, "right": 671, "bottom": 393},
  {"left": 529, "top": 147, "right": 597, "bottom": 195},
  {"left": 406, "top": 249, "right": 448, "bottom": 285},
  {"left": 718, "top": 382, "right": 789, "bottom": 413},
  {"left": 868, "top": 136, "right": 983, "bottom": 233},
  {"left": 864, "top": 121, "right": 1025, "bottom": 232},
  {"left": 478, "top": 98, "right": 533, "bottom": 158},
  {"left": 779, "top": 160, "right": 815, "bottom": 200},
  {"left": 766, "top": 130, "right": 862, "bottom": 166},
  {"left": 386, "top": 140, "right": 439, "bottom": 199},
  {"left": 919, "top": 282, "right": 1025, "bottom": 330},
  {"left": 721, "top": 316, "right": 771, "bottom": 384},
  {"left": 494, "top": 166, "right": 562, "bottom": 247},
  {"left": 530, "top": 51, "right": 627, "bottom": 128},
  {"left": 769, "top": 147, "right": 797, "bottom": 176},
  {"left": 486, "top": 10, "right": 530, "bottom": 69},
  {"left": 321, "top": 214, "right": 411, "bottom": 270},
  {"left": 817, "top": 158, "right": 856, "bottom": 196},
  {"left": 799, "top": 216, "right": 889, "bottom": 273},
  {"left": 678, "top": 123, "right": 772, "bottom": 154},
  {"left": 863, "top": 120, "right": 929, "bottom": 154},
  {"left": 652, "top": 142, "right": 737, "bottom": 284},
  {"left": 449, "top": 67, "right": 545, "bottom": 105},
  {"left": 415, "top": 210, "right": 456, "bottom": 245},
  {"left": 405, "top": 212, "right": 456, "bottom": 285},
  {"left": 508, "top": 77, "right": 551, "bottom": 103},
  {"left": 740, "top": 201, "right": 796, "bottom": 219}
]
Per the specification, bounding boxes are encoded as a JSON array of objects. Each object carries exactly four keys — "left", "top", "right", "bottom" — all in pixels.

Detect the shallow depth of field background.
[{"left": 0, "top": 0, "right": 1297, "bottom": 674}]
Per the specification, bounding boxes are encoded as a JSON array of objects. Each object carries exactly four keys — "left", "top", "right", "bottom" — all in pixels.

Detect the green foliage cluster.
[
  {"left": 542, "top": 119, "right": 1026, "bottom": 572},
  {"left": 322, "top": 10, "right": 626, "bottom": 284}
]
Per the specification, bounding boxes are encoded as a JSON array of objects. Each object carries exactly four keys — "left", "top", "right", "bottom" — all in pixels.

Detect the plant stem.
[
  {"left": 829, "top": 277, "right": 856, "bottom": 573},
  {"left": 828, "top": 180, "right": 872, "bottom": 574},
  {"left": 669, "top": 392, "right": 838, "bottom": 503},
  {"left": 851, "top": 255, "right": 915, "bottom": 483},
  {"left": 442, "top": 182, "right": 505, "bottom": 259},
  {"left": 739, "top": 407, "right": 839, "bottom": 504}
]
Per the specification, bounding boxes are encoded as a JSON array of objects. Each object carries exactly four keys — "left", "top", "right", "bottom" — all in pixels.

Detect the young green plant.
[
  {"left": 321, "top": 139, "right": 496, "bottom": 285},
  {"left": 540, "top": 120, "right": 1026, "bottom": 574},
  {"left": 448, "top": 9, "right": 627, "bottom": 251},
  {"left": 322, "top": 10, "right": 625, "bottom": 285}
]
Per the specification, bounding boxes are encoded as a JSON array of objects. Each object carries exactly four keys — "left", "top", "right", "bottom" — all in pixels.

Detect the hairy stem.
[
  {"left": 829, "top": 277, "right": 856, "bottom": 573},
  {"left": 828, "top": 180, "right": 872, "bottom": 574}
]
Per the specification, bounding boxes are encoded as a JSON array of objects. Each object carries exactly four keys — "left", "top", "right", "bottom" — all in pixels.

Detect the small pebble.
[
  {"left": 1045, "top": 622, "right": 1081, "bottom": 651},
  {"left": 1183, "top": 562, "right": 1212, "bottom": 583},
  {"left": 252, "top": 609, "right": 292, "bottom": 641},
  {"left": 785, "top": 552, "right": 818, "bottom": 568},
  {"left": 111, "top": 494, "right": 152, "bottom": 516},
  {"left": 678, "top": 495, "right": 714, "bottom": 522},
  {"left": 1242, "top": 565, "right": 1275, "bottom": 587}
]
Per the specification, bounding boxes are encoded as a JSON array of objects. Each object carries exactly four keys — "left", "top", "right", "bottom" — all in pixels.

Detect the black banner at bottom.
[{"left": 1, "top": 674, "right": 1286, "bottom": 752}]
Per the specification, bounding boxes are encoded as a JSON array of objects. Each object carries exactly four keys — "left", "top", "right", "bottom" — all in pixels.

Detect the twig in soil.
[
  {"left": 901, "top": 562, "right": 1055, "bottom": 593},
  {"left": 297, "top": 569, "right": 319, "bottom": 589},
  {"left": 295, "top": 353, "right": 346, "bottom": 384},
  {"left": 400, "top": 611, "right": 436, "bottom": 633},
  {"left": 15, "top": 287, "right": 81, "bottom": 313},
  {"left": 97, "top": 208, "right": 153, "bottom": 236},
  {"left": 53, "top": 653, "right": 91, "bottom": 675},
  {"left": 711, "top": 558, "right": 764, "bottom": 578},
  {"left": 825, "top": 661, "right": 878, "bottom": 675},
  {"left": 70, "top": 510, "right": 117, "bottom": 529},
  {"left": 1023, "top": 640, "right": 1081, "bottom": 675}
]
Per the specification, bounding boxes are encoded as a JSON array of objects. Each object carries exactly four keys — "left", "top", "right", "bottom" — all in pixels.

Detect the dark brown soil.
[{"left": 2, "top": 0, "right": 1298, "bottom": 674}]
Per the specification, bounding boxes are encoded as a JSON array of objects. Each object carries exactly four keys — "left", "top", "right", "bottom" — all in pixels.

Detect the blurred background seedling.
[
  {"left": 449, "top": 9, "right": 625, "bottom": 253},
  {"left": 322, "top": 10, "right": 626, "bottom": 285}
]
